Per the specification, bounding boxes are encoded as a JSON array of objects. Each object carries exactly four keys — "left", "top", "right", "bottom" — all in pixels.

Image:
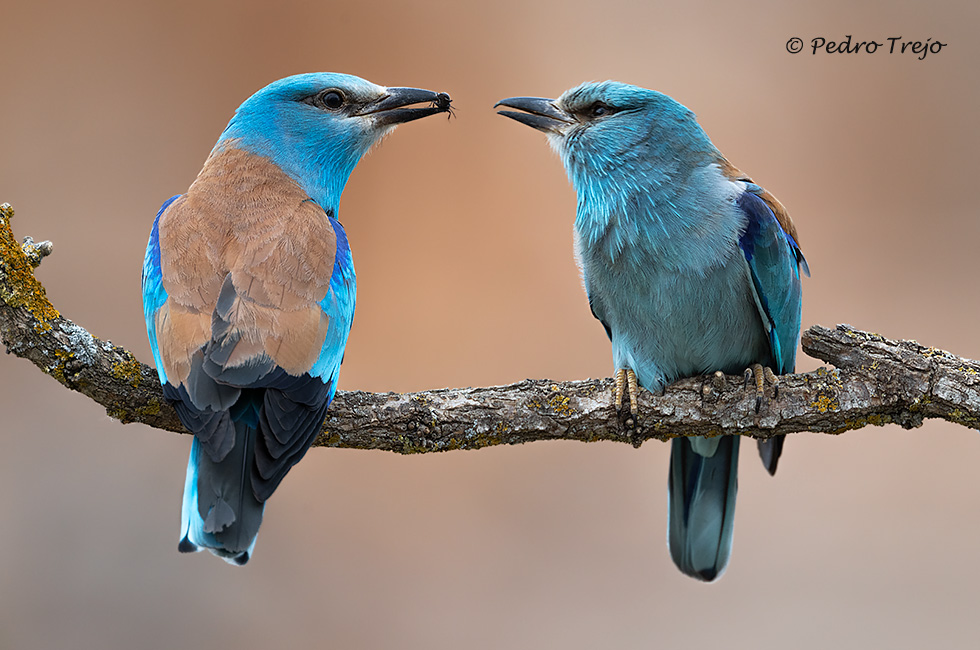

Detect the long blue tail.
[
  {"left": 179, "top": 418, "right": 264, "bottom": 566},
  {"left": 667, "top": 435, "right": 739, "bottom": 581}
]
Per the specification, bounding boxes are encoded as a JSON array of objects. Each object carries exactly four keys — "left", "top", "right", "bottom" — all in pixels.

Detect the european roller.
[
  {"left": 496, "top": 82, "right": 807, "bottom": 581},
  {"left": 142, "top": 73, "right": 452, "bottom": 565}
]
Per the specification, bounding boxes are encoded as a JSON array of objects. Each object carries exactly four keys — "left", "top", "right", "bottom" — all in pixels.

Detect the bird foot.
[
  {"left": 743, "top": 364, "right": 779, "bottom": 413},
  {"left": 613, "top": 368, "right": 639, "bottom": 419}
]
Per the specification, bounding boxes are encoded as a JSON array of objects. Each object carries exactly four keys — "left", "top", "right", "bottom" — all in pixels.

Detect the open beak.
[
  {"left": 494, "top": 96, "right": 573, "bottom": 134},
  {"left": 357, "top": 87, "right": 453, "bottom": 126}
]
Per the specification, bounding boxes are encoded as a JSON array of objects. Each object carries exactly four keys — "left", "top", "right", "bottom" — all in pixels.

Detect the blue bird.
[
  {"left": 142, "top": 73, "right": 451, "bottom": 565},
  {"left": 497, "top": 82, "right": 807, "bottom": 581}
]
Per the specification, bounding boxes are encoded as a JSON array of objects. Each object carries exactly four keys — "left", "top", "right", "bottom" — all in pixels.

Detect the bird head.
[
  {"left": 496, "top": 81, "right": 718, "bottom": 202},
  {"left": 216, "top": 72, "right": 452, "bottom": 209}
]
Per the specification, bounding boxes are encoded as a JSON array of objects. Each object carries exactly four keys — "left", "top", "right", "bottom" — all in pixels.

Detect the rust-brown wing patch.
[
  {"left": 157, "top": 146, "right": 337, "bottom": 386},
  {"left": 716, "top": 156, "right": 801, "bottom": 246}
]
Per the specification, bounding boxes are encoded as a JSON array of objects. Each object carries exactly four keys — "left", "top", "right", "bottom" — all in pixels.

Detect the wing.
[
  {"left": 142, "top": 195, "right": 181, "bottom": 385},
  {"left": 309, "top": 217, "right": 356, "bottom": 389},
  {"left": 586, "top": 283, "right": 613, "bottom": 342},
  {"left": 715, "top": 159, "right": 808, "bottom": 373},
  {"left": 250, "top": 216, "right": 356, "bottom": 502},
  {"left": 735, "top": 185, "right": 808, "bottom": 375},
  {"left": 579, "top": 239, "right": 613, "bottom": 342}
]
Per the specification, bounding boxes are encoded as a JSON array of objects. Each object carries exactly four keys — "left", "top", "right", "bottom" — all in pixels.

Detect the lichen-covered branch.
[
  {"left": 3, "top": 202, "right": 980, "bottom": 454},
  {"left": 0, "top": 203, "right": 182, "bottom": 432}
]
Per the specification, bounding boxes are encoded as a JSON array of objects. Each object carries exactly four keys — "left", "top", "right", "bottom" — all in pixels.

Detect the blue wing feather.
[
  {"left": 310, "top": 217, "right": 356, "bottom": 395},
  {"left": 736, "top": 189, "right": 805, "bottom": 375},
  {"left": 142, "top": 195, "right": 181, "bottom": 384}
]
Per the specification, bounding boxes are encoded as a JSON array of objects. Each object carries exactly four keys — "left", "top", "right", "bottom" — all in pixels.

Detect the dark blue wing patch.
[
  {"left": 736, "top": 190, "right": 805, "bottom": 374},
  {"left": 143, "top": 195, "right": 182, "bottom": 384},
  {"left": 144, "top": 194, "right": 180, "bottom": 287}
]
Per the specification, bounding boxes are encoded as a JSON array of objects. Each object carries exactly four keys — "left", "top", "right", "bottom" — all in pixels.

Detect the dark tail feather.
[
  {"left": 179, "top": 418, "right": 265, "bottom": 565},
  {"left": 667, "top": 435, "right": 739, "bottom": 582},
  {"left": 757, "top": 434, "right": 785, "bottom": 476}
]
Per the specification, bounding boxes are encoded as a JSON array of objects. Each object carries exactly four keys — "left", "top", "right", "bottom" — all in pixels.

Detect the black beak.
[
  {"left": 358, "top": 87, "right": 453, "bottom": 126},
  {"left": 494, "top": 96, "right": 573, "bottom": 134}
]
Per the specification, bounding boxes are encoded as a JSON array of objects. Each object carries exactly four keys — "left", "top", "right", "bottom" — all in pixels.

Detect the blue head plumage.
[{"left": 217, "top": 72, "right": 449, "bottom": 212}]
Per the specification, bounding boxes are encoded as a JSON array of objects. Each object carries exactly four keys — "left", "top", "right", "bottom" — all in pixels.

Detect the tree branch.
[{"left": 3, "top": 202, "right": 979, "bottom": 453}]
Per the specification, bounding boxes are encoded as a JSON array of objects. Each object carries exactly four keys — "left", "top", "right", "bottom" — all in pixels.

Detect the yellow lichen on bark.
[{"left": 0, "top": 204, "right": 60, "bottom": 328}]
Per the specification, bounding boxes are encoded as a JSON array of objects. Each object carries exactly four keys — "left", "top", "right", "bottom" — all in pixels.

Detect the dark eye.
[
  {"left": 318, "top": 90, "right": 345, "bottom": 110},
  {"left": 590, "top": 103, "right": 609, "bottom": 118}
]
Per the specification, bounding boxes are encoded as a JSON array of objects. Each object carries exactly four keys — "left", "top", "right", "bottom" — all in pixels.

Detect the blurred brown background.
[{"left": 2, "top": 0, "right": 978, "bottom": 648}]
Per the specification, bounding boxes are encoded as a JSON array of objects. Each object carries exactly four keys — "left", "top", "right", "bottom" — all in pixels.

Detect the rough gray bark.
[{"left": 3, "top": 202, "right": 979, "bottom": 454}]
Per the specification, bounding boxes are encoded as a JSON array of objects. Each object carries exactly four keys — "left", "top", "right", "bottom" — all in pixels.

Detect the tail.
[
  {"left": 757, "top": 435, "right": 785, "bottom": 476},
  {"left": 667, "top": 435, "right": 739, "bottom": 582},
  {"left": 179, "top": 419, "right": 264, "bottom": 566}
]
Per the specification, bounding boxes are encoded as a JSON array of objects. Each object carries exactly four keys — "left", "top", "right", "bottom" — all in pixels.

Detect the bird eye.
[
  {"left": 590, "top": 103, "right": 609, "bottom": 118},
  {"left": 318, "top": 90, "right": 345, "bottom": 110}
]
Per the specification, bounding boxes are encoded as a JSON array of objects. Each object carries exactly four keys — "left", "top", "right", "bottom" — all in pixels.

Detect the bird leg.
[
  {"left": 743, "top": 364, "right": 779, "bottom": 413},
  {"left": 613, "top": 368, "right": 639, "bottom": 416}
]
